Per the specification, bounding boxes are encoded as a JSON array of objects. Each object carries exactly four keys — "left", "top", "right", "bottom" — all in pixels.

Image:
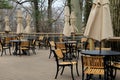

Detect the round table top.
[
  {"left": 10, "top": 39, "right": 28, "bottom": 42},
  {"left": 81, "top": 50, "right": 120, "bottom": 56},
  {"left": 56, "top": 41, "right": 77, "bottom": 43}
]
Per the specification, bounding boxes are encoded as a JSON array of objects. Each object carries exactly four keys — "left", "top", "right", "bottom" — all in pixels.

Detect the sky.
[
  {"left": 53, "top": 0, "right": 65, "bottom": 7},
  {"left": 22, "top": 0, "right": 64, "bottom": 8}
]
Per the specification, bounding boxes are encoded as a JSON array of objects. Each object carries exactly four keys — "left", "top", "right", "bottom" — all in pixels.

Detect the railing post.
[
  {"left": 60, "top": 34, "right": 63, "bottom": 42},
  {"left": 89, "top": 39, "right": 94, "bottom": 50}
]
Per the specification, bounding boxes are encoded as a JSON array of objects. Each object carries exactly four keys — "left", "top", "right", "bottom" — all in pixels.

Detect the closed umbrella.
[
  {"left": 63, "top": 6, "right": 71, "bottom": 37},
  {"left": 84, "top": 0, "right": 113, "bottom": 52},
  {"left": 4, "top": 16, "right": 11, "bottom": 33},
  {"left": 16, "top": 9, "right": 24, "bottom": 34},
  {"left": 24, "top": 14, "right": 32, "bottom": 33},
  {"left": 70, "top": 11, "right": 78, "bottom": 33}
]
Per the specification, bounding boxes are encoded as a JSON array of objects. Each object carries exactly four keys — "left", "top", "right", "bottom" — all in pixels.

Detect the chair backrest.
[
  {"left": 0, "top": 39, "right": 3, "bottom": 49},
  {"left": 53, "top": 49, "right": 64, "bottom": 65},
  {"left": 32, "top": 39, "right": 36, "bottom": 45},
  {"left": 11, "top": 37, "right": 17, "bottom": 40},
  {"left": 0, "top": 39, "right": 4, "bottom": 45},
  {"left": 95, "top": 47, "right": 111, "bottom": 50},
  {"left": 5, "top": 37, "right": 11, "bottom": 44},
  {"left": 80, "top": 38, "right": 89, "bottom": 50},
  {"left": 82, "top": 55, "right": 104, "bottom": 69},
  {"left": 49, "top": 41, "right": 56, "bottom": 47},
  {"left": 20, "top": 41, "right": 29, "bottom": 47},
  {"left": 81, "top": 38, "right": 88, "bottom": 43},
  {"left": 56, "top": 43, "right": 66, "bottom": 50},
  {"left": 0, "top": 38, "right": 9, "bottom": 49},
  {"left": 54, "top": 49, "right": 64, "bottom": 59},
  {"left": 39, "top": 36, "right": 44, "bottom": 41},
  {"left": 29, "top": 39, "right": 36, "bottom": 47}
]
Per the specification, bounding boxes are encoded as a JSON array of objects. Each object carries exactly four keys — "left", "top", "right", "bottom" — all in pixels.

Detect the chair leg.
[
  {"left": 27, "top": 50, "right": 30, "bottom": 56},
  {"left": 55, "top": 66, "right": 59, "bottom": 79},
  {"left": 86, "top": 74, "right": 91, "bottom": 80},
  {"left": 76, "top": 63, "right": 79, "bottom": 76},
  {"left": 60, "top": 66, "right": 65, "bottom": 75},
  {"left": 5, "top": 50, "right": 7, "bottom": 55},
  {"left": 78, "top": 49, "right": 81, "bottom": 59},
  {"left": 9, "top": 48, "right": 11, "bottom": 55},
  {"left": 19, "top": 49, "right": 22, "bottom": 56},
  {"left": 32, "top": 48, "right": 36, "bottom": 54},
  {"left": 1, "top": 50, "right": 3, "bottom": 56},
  {"left": 38, "top": 43, "right": 40, "bottom": 48},
  {"left": 99, "top": 75, "right": 101, "bottom": 79},
  {"left": 82, "top": 72, "right": 84, "bottom": 80},
  {"left": 49, "top": 50, "right": 52, "bottom": 59},
  {"left": 112, "top": 68, "right": 117, "bottom": 79},
  {"left": 71, "top": 65, "right": 74, "bottom": 80}
]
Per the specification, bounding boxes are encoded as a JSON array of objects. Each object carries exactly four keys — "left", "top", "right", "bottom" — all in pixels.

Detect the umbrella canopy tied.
[
  {"left": 63, "top": 6, "right": 71, "bottom": 37},
  {"left": 84, "top": 0, "right": 113, "bottom": 41}
]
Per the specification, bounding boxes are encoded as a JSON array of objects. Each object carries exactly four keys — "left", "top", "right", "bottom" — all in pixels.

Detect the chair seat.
[
  {"left": 113, "top": 62, "right": 120, "bottom": 68},
  {"left": 85, "top": 68, "right": 104, "bottom": 75},
  {"left": 3, "top": 46, "right": 9, "bottom": 49},
  {"left": 20, "top": 47, "right": 29, "bottom": 50},
  {"left": 62, "top": 50, "right": 67, "bottom": 53},
  {"left": 59, "top": 61, "right": 77, "bottom": 65}
]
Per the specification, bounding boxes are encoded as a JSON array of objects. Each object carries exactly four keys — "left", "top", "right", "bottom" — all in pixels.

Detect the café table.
[{"left": 81, "top": 50, "right": 120, "bottom": 80}]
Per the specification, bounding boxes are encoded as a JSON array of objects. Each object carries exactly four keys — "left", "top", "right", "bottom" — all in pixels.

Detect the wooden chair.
[
  {"left": 53, "top": 49, "right": 79, "bottom": 80},
  {"left": 0, "top": 38, "right": 11, "bottom": 56},
  {"left": 48, "top": 41, "right": 56, "bottom": 59},
  {"left": 111, "top": 56, "right": 120, "bottom": 79},
  {"left": 19, "top": 41, "right": 30, "bottom": 56},
  {"left": 81, "top": 55, "right": 105, "bottom": 80}
]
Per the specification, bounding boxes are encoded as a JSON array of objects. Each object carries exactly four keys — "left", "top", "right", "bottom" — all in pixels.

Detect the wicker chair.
[
  {"left": 53, "top": 49, "right": 79, "bottom": 80},
  {"left": 81, "top": 55, "right": 105, "bottom": 80}
]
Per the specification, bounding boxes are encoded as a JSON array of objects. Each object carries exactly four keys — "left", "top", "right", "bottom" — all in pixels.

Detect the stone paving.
[{"left": 0, "top": 48, "right": 120, "bottom": 80}]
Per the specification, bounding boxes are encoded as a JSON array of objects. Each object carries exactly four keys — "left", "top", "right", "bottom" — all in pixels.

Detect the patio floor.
[{"left": 0, "top": 48, "right": 120, "bottom": 80}]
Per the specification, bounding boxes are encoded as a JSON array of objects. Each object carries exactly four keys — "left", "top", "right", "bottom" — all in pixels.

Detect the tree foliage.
[{"left": 0, "top": 0, "right": 13, "bottom": 9}]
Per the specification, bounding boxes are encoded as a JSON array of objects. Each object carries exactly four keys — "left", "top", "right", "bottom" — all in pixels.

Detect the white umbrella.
[
  {"left": 16, "top": 9, "right": 24, "bottom": 34},
  {"left": 84, "top": 0, "right": 113, "bottom": 52},
  {"left": 4, "top": 16, "right": 11, "bottom": 32},
  {"left": 70, "top": 11, "right": 78, "bottom": 33},
  {"left": 24, "top": 14, "right": 32, "bottom": 33},
  {"left": 63, "top": 6, "right": 71, "bottom": 37}
]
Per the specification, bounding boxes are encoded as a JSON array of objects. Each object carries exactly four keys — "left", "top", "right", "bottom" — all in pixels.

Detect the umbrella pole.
[{"left": 100, "top": 41, "right": 101, "bottom": 53}]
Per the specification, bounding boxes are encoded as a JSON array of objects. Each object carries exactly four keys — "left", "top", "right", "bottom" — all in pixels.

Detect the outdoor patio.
[{"left": 0, "top": 48, "right": 120, "bottom": 80}]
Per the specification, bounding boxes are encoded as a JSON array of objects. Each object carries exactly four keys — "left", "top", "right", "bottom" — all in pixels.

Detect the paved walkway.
[{"left": 0, "top": 49, "right": 120, "bottom": 80}]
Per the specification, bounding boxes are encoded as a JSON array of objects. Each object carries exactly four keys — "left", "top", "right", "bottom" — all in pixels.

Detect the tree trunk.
[
  {"left": 71, "top": 0, "right": 83, "bottom": 33},
  {"left": 47, "top": 0, "right": 53, "bottom": 32},
  {"left": 33, "top": 0, "right": 39, "bottom": 32},
  {"left": 84, "top": 0, "right": 92, "bottom": 24},
  {"left": 110, "top": 0, "right": 120, "bottom": 36}
]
